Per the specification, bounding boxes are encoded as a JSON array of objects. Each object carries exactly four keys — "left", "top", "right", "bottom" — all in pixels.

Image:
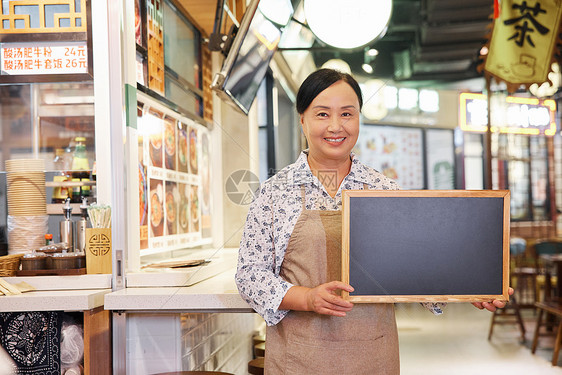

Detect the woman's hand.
[
  {"left": 472, "top": 287, "right": 515, "bottom": 312},
  {"left": 305, "top": 281, "right": 355, "bottom": 317},
  {"left": 279, "top": 282, "right": 354, "bottom": 317}
]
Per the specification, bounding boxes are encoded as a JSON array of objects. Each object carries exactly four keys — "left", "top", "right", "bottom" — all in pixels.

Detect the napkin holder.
[{"left": 85, "top": 228, "right": 112, "bottom": 274}]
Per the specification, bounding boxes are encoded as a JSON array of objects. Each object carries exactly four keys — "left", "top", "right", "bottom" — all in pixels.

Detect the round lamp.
[{"left": 304, "top": 0, "right": 392, "bottom": 49}]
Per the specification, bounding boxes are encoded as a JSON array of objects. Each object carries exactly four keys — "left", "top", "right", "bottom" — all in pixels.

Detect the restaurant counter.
[
  {"left": 0, "top": 274, "right": 111, "bottom": 312},
  {"left": 0, "top": 274, "right": 112, "bottom": 374},
  {"left": 104, "top": 266, "right": 251, "bottom": 312}
]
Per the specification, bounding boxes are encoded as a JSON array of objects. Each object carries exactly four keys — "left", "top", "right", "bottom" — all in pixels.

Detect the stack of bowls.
[{"left": 5, "top": 159, "right": 48, "bottom": 254}]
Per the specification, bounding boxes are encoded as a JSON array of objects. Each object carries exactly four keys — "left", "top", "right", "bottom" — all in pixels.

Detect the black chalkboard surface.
[{"left": 341, "top": 190, "right": 510, "bottom": 303}]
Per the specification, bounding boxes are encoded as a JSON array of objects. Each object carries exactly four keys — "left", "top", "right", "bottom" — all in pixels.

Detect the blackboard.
[{"left": 341, "top": 190, "right": 510, "bottom": 303}]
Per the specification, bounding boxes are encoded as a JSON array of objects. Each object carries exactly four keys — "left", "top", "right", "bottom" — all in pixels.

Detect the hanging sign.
[
  {"left": 1, "top": 41, "right": 88, "bottom": 75},
  {"left": 482, "top": 0, "right": 562, "bottom": 92}
]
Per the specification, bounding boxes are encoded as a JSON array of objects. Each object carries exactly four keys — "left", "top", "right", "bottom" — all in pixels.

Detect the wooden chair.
[
  {"left": 532, "top": 300, "right": 562, "bottom": 366},
  {"left": 488, "top": 295, "right": 526, "bottom": 342},
  {"left": 254, "top": 342, "right": 266, "bottom": 357},
  {"left": 509, "top": 237, "right": 537, "bottom": 310},
  {"left": 248, "top": 357, "right": 265, "bottom": 375},
  {"left": 532, "top": 238, "right": 562, "bottom": 317}
]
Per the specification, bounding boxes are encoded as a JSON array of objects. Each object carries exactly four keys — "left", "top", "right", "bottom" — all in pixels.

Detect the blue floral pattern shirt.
[{"left": 236, "top": 150, "right": 445, "bottom": 326}]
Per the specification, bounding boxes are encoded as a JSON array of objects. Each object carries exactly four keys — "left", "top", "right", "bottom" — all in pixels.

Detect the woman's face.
[{"left": 300, "top": 80, "right": 360, "bottom": 163}]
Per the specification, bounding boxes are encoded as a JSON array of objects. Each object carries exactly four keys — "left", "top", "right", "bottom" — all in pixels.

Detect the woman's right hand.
[{"left": 305, "top": 281, "right": 355, "bottom": 317}]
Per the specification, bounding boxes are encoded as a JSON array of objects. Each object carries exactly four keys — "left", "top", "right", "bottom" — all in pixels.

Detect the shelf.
[
  {"left": 45, "top": 180, "right": 96, "bottom": 187},
  {"left": 47, "top": 203, "right": 83, "bottom": 215}
]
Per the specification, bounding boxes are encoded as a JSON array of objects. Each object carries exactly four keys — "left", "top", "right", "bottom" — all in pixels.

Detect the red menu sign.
[{"left": 1, "top": 41, "right": 88, "bottom": 75}]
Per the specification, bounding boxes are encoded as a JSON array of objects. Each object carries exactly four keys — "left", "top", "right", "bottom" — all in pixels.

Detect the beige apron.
[{"left": 265, "top": 187, "right": 400, "bottom": 375}]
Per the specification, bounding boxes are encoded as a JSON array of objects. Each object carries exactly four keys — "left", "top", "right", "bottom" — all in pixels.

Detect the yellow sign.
[
  {"left": 484, "top": 0, "right": 562, "bottom": 88},
  {"left": 459, "top": 93, "right": 557, "bottom": 136}
]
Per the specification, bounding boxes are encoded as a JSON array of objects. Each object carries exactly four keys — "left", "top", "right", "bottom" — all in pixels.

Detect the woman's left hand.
[{"left": 472, "top": 287, "right": 514, "bottom": 312}]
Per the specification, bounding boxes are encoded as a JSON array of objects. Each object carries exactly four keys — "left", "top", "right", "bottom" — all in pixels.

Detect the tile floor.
[{"left": 396, "top": 302, "right": 562, "bottom": 374}]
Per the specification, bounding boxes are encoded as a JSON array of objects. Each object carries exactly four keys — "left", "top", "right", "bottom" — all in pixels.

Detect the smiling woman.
[{"left": 236, "top": 69, "right": 402, "bottom": 374}]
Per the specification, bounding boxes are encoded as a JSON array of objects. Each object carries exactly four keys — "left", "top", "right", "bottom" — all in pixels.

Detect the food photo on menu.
[
  {"left": 139, "top": 162, "right": 148, "bottom": 226},
  {"left": 149, "top": 179, "right": 164, "bottom": 237},
  {"left": 164, "top": 118, "right": 176, "bottom": 170},
  {"left": 178, "top": 183, "right": 189, "bottom": 234},
  {"left": 201, "top": 131, "right": 210, "bottom": 211},
  {"left": 165, "top": 181, "right": 178, "bottom": 236},
  {"left": 189, "top": 126, "right": 198, "bottom": 175},
  {"left": 178, "top": 126, "right": 188, "bottom": 173},
  {"left": 190, "top": 185, "right": 199, "bottom": 233},
  {"left": 148, "top": 112, "right": 163, "bottom": 168}
]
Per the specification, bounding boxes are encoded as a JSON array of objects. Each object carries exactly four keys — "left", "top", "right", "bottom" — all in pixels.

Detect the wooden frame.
[
  {"left": 342, "top": 190, "right": 510, "bottom": 303},
  {"left": 0, "top": 0, "right": 93, "bottom": 83}
]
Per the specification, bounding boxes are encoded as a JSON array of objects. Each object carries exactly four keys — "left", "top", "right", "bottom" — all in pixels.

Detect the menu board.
[
  {"left": 354, "top": 125, "right": 424, "bottom": 189},
  {"left": 137, "top": 101, "right": 211, "bottom": 254}
]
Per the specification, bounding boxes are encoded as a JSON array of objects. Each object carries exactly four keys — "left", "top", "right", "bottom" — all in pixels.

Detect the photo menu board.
[
  {"left": 354, "top": 125, "right": 424, "bottom": 189},
  {"left": 138, "top": 101, "right": 211, "bottom": 254}
]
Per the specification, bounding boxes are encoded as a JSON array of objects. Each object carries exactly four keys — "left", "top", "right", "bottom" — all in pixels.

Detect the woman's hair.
[{"left": 296, "top": 68, "right": 363, "bottom": 114}]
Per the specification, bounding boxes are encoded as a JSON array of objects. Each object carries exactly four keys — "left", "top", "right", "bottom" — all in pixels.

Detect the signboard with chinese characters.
[
  {"left": 483, "top": 0, "right": 562, "bottom": 91},
  {"left": 0, "top": 0, "right": 92, "bottom": 82},
  {"left": 459, "top": 93, "right": 557, "bottom": 136},
  {"left": 1, "top": 42, "right": 88, "bottom": 75}
]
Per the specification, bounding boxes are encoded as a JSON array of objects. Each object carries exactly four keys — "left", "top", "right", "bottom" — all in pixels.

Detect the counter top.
[
  {"left": 104, "top": 268, "right": 253, "bottom": 312},
  {"left": 0, "top": 289, "right": 110, "bottom": 312}
]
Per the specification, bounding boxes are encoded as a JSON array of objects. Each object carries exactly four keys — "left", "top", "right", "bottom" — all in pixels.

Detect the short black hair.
[{"left": 296, "top": 68, "right": 363, "bottom": 114}]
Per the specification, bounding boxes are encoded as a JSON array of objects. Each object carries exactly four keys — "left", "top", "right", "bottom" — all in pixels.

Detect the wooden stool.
[
  {"left": 254, "top": 342, "right": 265, "bottom": 357},
  {"left": 155, "top": 372, "right": 234, "bottom": 374},
  {"left": 532, "top": 301, "right": 562, "bottom": 366},
  {"left": 488, "top": 295, "right": 526, "bottom": 342},
  {"left": 248, "top": 357, "right": 264, "bottom": 375},
  {"left": 252, "top": 334, "right": 266, "bottom": 346}
]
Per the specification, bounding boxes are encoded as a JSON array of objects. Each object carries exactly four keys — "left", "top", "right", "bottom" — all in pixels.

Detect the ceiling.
[
  {"left": 179, "top": 0, "right": 495, "bottom": 88},
  {"left": 300, "top": 0, "right": 494, "bottom": 87}
]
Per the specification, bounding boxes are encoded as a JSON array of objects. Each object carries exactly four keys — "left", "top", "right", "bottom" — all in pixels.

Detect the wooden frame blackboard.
[{"left": 342, "top": 190, "right": 510, "bottom": 303}]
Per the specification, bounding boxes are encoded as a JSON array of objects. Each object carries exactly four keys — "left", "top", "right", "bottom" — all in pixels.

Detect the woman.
[{"left": 236, "top": 69, "right": 508, "bottom": 374}]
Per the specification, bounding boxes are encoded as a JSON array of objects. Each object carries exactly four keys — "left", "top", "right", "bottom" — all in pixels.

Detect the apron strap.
[{"left": 300, "top": 185, "right": 306, "bottom": 209}]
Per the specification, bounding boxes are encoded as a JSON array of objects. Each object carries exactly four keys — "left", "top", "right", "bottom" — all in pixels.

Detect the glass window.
[
  {"left": 463, "top": 133, "right": 484, "bottom": 190},
  {"left": 489, "top": 133, "right": 549, "bottom": 221},
  {"left": 161, "top": 0, "right": 203, "bottom": 116},
  {"left": 0, "top": 82, "right": 95, "bottom": 172},
  {"left": 163, "top": 0, "right": 200, "bottom": 88}
]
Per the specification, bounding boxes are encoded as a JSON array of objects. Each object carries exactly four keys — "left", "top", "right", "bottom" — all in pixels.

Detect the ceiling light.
[
  {"left": 529, "top": 62, "right": 560, "bottom": 98},
  {"left": 321, "top": 59, "right": 352, "bottom": 74},
  {"left": 259, "top": 0, "right": 294, "bottom": 27},
  {"left": 304, "top": 0, "right": 392, "bottom": 49},
  {"left": 361, "top": 79, "right": 388, "bottom": 121},
  {"left": 362, "top": 63, "right": 374, "bottom": 74},
  {"left": 366, "top": 49, "right": 379, "bottom": 57}
]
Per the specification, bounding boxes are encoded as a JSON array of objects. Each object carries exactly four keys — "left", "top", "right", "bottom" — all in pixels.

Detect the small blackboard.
[{"left": 341, "top": 190, "right": 510, "bottom": 303}]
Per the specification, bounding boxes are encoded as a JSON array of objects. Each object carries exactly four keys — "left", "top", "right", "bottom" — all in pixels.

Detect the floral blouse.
[{"left": 235, "top": 150, "right": 445, "bottom": 326}]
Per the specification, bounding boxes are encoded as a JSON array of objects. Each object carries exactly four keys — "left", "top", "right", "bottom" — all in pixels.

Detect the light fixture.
[
  {"left": 304, "top": 0, "right": 392, "bottom": 49},
  {"left": 362, "top": 63, "right": 374, "bottom": 74},
  {"left": 529, "top": 62, "right": 560, "bottom": 98},
  {"left": 361, "top": 79, "right": 388, "bottom": 121},
  {"left": 362, "top": 47, "right": 378, "bottom": 74},
  {"left": 321, "top": 59, "right": 352, "bottom": 74},
  {"left": 259, "top": 0, "right": 294, "bottom": 27}
]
